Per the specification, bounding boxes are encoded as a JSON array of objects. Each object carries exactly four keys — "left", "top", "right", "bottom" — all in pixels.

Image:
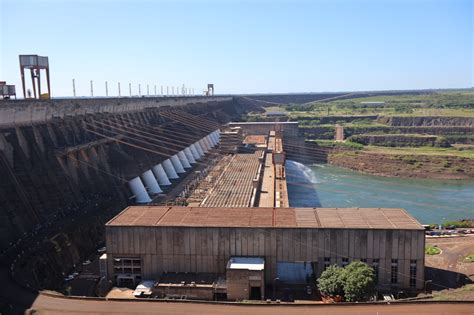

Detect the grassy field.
[
  {"left": 432, "top": 284, "right": 474, "bottom": 301},
  {"left": 364, "top": 146, "right": 474, "bottom": 158},
  {"left": 276, "top": 91, "right": 474, "bottom": 117},
  {"left": 463, "top": 253, "right": 474, "bottom": 263}
]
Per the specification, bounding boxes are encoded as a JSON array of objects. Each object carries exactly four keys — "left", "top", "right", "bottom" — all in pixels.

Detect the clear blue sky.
[{"left": 1, "top": 0, "right": 472, "bottom": 97}]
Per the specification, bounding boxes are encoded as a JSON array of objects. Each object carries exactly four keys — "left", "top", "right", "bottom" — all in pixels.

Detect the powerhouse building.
[{"left": 105, "top": 206, "right": 425, "bottom": 299}]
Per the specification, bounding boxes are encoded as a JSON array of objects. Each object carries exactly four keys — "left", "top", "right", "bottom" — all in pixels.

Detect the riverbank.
[{"left": 327, "top": 147, "right": 474, "bottom": 180}]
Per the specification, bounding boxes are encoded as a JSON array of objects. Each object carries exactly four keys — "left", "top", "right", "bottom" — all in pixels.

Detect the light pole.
[
  {"left": 273, "top": 277, "right": 279, "bottom": 300},
  {"left": 424, "top": 280, "right": 432, "bottom": 294}
]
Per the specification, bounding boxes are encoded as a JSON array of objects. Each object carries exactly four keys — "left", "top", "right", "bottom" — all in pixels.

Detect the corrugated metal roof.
[{"left": 106, "top": 206, "right": 423, "bottom": 230}]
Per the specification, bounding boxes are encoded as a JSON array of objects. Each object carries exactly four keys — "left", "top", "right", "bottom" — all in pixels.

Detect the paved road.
[{"left": 29, "top": 294, "right": 474, "bottom": 315}]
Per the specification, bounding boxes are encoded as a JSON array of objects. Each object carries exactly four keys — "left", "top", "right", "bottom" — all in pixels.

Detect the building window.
[
  {"left": 342, "top": 258, "right": 349, "bottom": 267},
  {"left": 372, "top": 259, "right": 379, "bottom": 283},
  {"left": 391, "top": 259, "right": 398, "bottom": 284},
  {"left": 409, "top": 260, "right": 417, "bottom": 288},
  {"left": 113, "top": 257, "right": 142, "bottom": 276},
  {"left": 324, "top": 257, "right": 330, "bottom": 270}
]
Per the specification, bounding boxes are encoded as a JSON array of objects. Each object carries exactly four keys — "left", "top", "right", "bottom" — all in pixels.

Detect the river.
[{"left": 285, "top": 160, "right": 474, "bottom": 224}]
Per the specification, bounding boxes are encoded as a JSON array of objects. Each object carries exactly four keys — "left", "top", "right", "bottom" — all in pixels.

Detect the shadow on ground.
[{"left": 425, "top": 266, "right": 473, "bottom": 291}]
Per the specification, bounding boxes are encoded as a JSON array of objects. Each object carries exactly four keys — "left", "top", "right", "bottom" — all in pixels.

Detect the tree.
[
  {"left": 342, "top": 261, "right": 376, "bottom": 302},
  {"left": 317, "top": 265, "right": 345, "bottom": 297}
]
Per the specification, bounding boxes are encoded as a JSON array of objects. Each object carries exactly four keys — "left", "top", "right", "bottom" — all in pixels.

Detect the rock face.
[
  {"left": 377, "top": 116, "right": 474, "bottom": 127},
  {"left": 0, "top": 97, "right": 249, "bottom": 290},
  {"left": 328, "top": 150, "right": 474, "bottom": 179}
]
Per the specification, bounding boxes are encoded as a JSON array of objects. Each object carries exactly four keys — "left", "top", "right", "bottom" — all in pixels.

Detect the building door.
[{"left": 250, "top": 286, "right": 262, "bottom": 300}]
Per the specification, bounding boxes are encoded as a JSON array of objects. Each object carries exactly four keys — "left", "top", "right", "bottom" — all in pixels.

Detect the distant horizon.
[
  {"left": 5, "top": 86, "right": 474, "bottom": 101},
  {"left": 1, "top": 0, "right": 472, "bottom": 97}
]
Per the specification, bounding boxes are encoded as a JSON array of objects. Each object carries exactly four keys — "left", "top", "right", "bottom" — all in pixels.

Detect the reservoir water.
[{"left": 285, "top": 160, "right": 474, "bottom": 224}]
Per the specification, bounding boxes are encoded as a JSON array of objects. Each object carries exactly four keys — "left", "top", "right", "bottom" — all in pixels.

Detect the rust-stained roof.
[
  {"left": 106, "top": 206, "right": 423, "bottom": 230},
  {"left": 243, "top": 135, "right": 267, "bottom": 145}
]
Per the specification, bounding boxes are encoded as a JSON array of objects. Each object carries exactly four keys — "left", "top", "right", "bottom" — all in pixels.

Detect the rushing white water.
[
  {"left": 285, "top": 160, "right": 322, "bottom": 207},
  {"left": 285, "top": 160, "right": 318, "bottom": 184}
]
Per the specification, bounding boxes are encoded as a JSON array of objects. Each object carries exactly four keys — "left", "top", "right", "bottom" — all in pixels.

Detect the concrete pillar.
[
  {"left": 128, "top": 177, "right": 152, "bottom": 203},
  {"left": 141, "top": 169, "right": 163, "bottom": 194},
  {"left": 208, "top": 133, "right": 217, "bottom": 146},
  {"left": 206, "top": 134, "right": 216, "bottom": 147},
  {"left": 203, "top": 135, "right": 213, "bottom": 148},
  {"left": 205, "top": 136, "right": 213, "bottom": 149},
  {"left": 199, "top": 139, "right": 210, "bottom": 152},
  {"left": 194, "top": 141, "right": 205, "bottom": 156},
  {"left": 184, "top": 147, "right": 196, "bottom": 164},
  {"left": 190, "top": 144, "right": 201, "bottom": 159},
  {"left": 212, "top": 130, "right": 220, "bottom": 143},
  {"left": 162, "top": 159, "right": 179, "bottom": 179},
  {"left": 171, "top": 154, "right": 185, "bottom": 173},
  {"left": 178, "top": 150, "right": 191, "bottom": 168},
  {"left": 152, "top": 164, "right": 172, "bottom": 185},
  {"left": 210, "top": 131, "right": 217, "bottom": 143}
]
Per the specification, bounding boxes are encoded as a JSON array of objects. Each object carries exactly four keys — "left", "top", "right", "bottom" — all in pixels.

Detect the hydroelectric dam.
[{"left": 0, "top": 95, "right": 332, "bottom": 292}]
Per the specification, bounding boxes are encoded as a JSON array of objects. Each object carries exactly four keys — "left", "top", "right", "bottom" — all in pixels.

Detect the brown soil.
[
  {"left": 328, "top": 150, "right": 474, "bottom": 179},
  {"left": 426, "top": 236, "right": 474, "bottom": 278}
]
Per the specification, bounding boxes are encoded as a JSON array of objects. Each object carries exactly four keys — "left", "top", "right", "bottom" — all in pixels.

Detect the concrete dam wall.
[{"left": 0, "top": 96, "right": 249, "bottom": 289}]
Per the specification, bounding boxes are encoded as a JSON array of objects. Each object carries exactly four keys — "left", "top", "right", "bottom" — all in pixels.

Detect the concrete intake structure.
[
  {"left": 127, "top": 177, "right": 152, "bottom": 203},
  {"left": 190, "top": 144, "right": 201, "bottom": 160},
  {"left": 177, "top": 151, "right": 192, "bottom": 168},
  {"left": 199, "top": 139, "right": 210, "bottom": 152},
  {"left": 152, "top": 164, "right": 172, "bottom": 186},
  {"left": 209, "top": 133, "right": 218, "bottom": 146},
  {"left": 213, "top": 131, "right": 220, "bottom": 143},
  {"left": 162, "top": 159, "right": 179, "bottom": 179},
  {"left": 210, "top": 131, "right": 219, "bottom": 145},
  {"left": 194, "top": 141, "right": 205, "bottom": 156},
  {"left": 205, "top": 136, "right": 214, "bottom": 149},
  {"left": 141, "top": 170, "right": 163, "bottom": 194},
  {"left": 171, "top": 154, "right": 186, "bottom": 173},
  {"left": 205, "top": 135, "right": 215, "bottom": 148},
  {"left": 184, "top": 147, "right": 196, "bottom": 164}
]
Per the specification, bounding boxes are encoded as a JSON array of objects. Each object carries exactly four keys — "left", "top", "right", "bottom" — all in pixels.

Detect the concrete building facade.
[{"left": 105, "top": 206, "right": 425, "bottom": 296}]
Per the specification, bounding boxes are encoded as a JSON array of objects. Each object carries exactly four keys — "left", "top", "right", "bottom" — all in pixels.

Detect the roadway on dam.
[{"left": 27, "top": 293, "right": 474, "bottom": 315}]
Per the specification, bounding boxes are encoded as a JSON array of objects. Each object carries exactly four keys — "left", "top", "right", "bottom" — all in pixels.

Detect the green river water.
[{"left": 285, "top": 160, "right": 474, "bottom": 224}]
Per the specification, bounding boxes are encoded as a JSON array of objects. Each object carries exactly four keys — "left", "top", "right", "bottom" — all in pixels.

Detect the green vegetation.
[
  {"left": 279, "top": 91, "right": 474, "bottom": 117},
  {"left": 432, "top": 284, "right": 474, "bottom": 301},
  {"left": 317, "top": 265, "right": 345, "bottom": 297},
  {"left": 317, "top": 261, "right": 375, "bottom": 302},
  {"left": 425, "top": 246, "right": 441, "bottom": 255},
  {"left": 364, "top": 146, "right": 474, "bottom": 158},
  {"left": 441, "top": 220, "right": 472, "bottom": 228},
  {"left": 308, "top": 139, "right": 364, "bottom": 150},
  {"left": 463, "top": 253, "right": 474, "bottom": 263}
]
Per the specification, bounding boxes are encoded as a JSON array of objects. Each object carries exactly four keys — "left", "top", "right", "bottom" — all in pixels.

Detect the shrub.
[
  {"left": 317, "top": 261, "right": 375, "bottom": 302},
  {"left": 317, "top": 265, "right": 345, "bottom": 297},
  {"left": 442, "top": 220, "right": 472, "bottom": 228},
  {"left": 341, "top": 261, "right": 376, "bottom": 302},
  {"left": 425, "top": 246, "right": 441, "bottom": 255}
]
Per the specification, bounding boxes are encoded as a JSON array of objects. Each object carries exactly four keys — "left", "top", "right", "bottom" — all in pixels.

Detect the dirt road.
[{"left": 28, "top": 293, "right": 474, "bottom": 315}]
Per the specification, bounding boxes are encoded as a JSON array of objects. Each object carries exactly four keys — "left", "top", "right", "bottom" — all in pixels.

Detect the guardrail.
[{"left": 0, "top": 96, "right": 233, "bottom": 128}]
